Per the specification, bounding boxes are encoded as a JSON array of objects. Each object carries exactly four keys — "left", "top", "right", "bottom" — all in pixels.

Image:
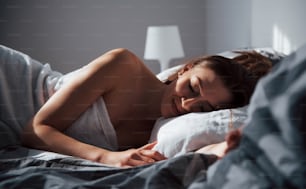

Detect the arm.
[
  {"left": 21, "top": 48, "right": 165, "bottom": 167},
  {"left": 196, "top": 141, "right": 227, "bottom": 159},
  {"left": 196, "top": 128, "right": 242, "bottom": 159}
]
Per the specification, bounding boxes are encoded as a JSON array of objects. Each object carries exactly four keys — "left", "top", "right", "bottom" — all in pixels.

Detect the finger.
[
  {"left": 139, "top": 150, "right": 167, "bottom": 161},
  {"left": 127, "top": 157, "right": 154, "bottom": 167},
  {"left": 225, "top": 130, "right": 241, "bottom": 154},
  {"left": 130, "top": 151, "right": 156, "bottom": 163},
  {"left": 226, "top": 129, "right": 241, "bottom": 145},
  {"left": 121, "top": 165, "right": 132, "bottom": 169},
  {"left": 140, "top": 141, "right": 157, "bottom": 150}
]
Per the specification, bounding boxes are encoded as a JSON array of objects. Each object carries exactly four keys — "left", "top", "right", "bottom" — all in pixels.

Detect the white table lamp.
[{"left": 144, "top": 25, "right": 184, "bottom": 71}]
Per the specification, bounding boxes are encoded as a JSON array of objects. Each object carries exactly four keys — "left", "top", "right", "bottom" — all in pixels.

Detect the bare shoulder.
[
  {"left": 86, "top": 48, "right": 142, "bottom": 76},
  {"left": 77, "top": 48, "right": 145, "bottom": 92}
]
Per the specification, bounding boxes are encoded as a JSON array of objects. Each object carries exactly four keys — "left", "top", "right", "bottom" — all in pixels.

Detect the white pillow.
[
  {"left": 156, "top": 64, "right": 183, "bottom": 82},
  {"left": 149, "top": 106, "right": 248, "bottom": 158}
]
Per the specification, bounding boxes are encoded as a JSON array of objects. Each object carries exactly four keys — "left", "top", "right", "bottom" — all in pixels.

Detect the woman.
[{"left": 0, "top": 46, "right": 271, "bottom": 167}]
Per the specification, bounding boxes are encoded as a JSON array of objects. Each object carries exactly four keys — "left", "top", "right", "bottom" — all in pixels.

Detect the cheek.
[
  {"left": 165, "top": 80, "right": 178, "bottom": 97},
  {"left": 174, "top": 78, "right": 185, "bottom": 95}
]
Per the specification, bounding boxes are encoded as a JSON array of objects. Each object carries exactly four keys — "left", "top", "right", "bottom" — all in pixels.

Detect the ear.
[
  {"left": 178, "top": 63, "right": 194, "bottom": 76},
  {"left": 166, "top": 63, "right": 194, "bottom": 84}
]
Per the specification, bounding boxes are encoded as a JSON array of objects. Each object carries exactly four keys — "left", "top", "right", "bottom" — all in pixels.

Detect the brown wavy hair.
[{"left": 166, "top": 51, "right": 272, "bottom": 109}]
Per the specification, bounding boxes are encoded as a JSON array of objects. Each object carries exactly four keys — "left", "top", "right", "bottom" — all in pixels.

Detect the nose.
[{"left": 181, "top": 97, "right": 203, "bottom": 113}]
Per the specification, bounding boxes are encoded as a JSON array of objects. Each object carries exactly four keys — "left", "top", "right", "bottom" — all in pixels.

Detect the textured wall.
[{"left": 0, "top": 0, "right": 251, "bottom": 74}]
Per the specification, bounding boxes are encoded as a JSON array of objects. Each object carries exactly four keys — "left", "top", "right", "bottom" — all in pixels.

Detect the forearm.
[
  {"left": 21, "top": 122, "right": 108, "bottom": 162},
  {"left": 22, "top": 121, "right": 167, "bottom": 167},
  {"left": 195, "top": 141, "right": 227, "bottom": 158}
]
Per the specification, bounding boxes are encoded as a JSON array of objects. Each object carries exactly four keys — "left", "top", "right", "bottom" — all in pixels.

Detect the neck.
[
  {"left": 137, "top": 64, "right": 168, "bottom": 120},
  {"left": 141, "top": 79, "right": 167, "bottom": 120}
]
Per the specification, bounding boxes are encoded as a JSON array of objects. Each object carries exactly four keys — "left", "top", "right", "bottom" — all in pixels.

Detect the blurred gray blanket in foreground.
[
  {"left": 0, "top": 44, "right": 306, "bottom": 189},
  {"left": 202, "top": 45, "right": 306, "bottom": 189}
]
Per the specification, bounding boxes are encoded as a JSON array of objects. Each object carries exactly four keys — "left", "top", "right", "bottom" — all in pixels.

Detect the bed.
[{"left": 1, "top": 44, "right": 305, "bottom": 189}]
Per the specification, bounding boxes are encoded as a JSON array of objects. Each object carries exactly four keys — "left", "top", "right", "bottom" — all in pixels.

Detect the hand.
[
  {"left": 224, "top": 128, "right": 242, "bottom": 154},
  {"left": 100, "top": 142, "right": 167, "bottom": 168}
]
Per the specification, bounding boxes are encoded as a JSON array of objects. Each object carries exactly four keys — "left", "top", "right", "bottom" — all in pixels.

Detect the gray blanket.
[
  {"left": 0, "top": 44, "right": 305, "bottom": 188},
  {"left": 0, "top": 45, "right": 62, "bottom": 148}
]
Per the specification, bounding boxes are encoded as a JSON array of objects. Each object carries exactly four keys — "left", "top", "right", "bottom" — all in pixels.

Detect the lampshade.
[{"left": 144, "top": 25, "right": 184, "bottom": 71}]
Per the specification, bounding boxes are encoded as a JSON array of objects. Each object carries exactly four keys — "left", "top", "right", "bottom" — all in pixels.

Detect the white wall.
[
  {"left": 1, "top": 0, "right": 304, "bottom": 73},
  {"left": 201, "top": 0, "right": 251, "bottom": 54},
  {"left": 251, "top": 0, "right": 306, "bottom": 54},
  {"left": 0, "top": 0, "right": 252, "bottom": 74}
]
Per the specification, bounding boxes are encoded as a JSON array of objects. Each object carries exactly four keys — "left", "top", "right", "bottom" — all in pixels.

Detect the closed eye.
[
  {"left": 189, "top": 82, "right": 201, "bottom": 96},
  {"left": 189, "top": 83, "right": 195, "bottom": 93}
]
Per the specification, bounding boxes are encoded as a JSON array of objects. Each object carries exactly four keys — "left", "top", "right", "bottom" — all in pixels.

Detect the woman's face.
[{"left": 161, "top": 65, "right": 232, "bottom": 118}]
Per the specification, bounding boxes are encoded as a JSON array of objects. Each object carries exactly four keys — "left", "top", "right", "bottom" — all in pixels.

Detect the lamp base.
[{"left": 160, "top": 60, "right": 170, "bottom": 72}]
